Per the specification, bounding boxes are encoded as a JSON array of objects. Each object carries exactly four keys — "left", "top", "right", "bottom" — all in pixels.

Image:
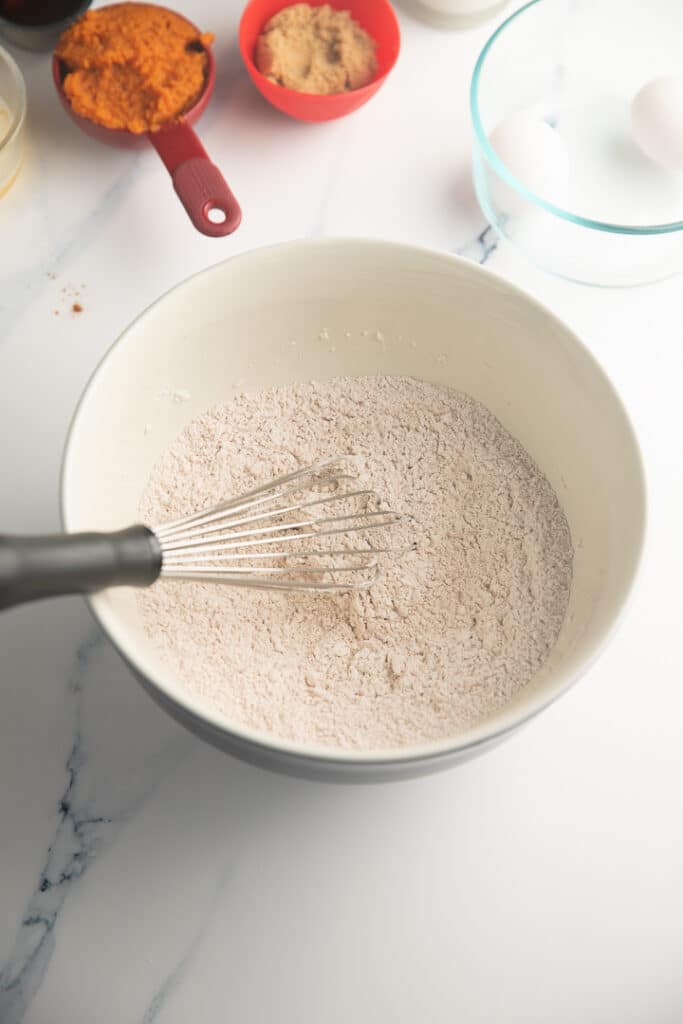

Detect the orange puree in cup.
[{"left": 55, "top": 3, "right": 214, "bottom": 134}]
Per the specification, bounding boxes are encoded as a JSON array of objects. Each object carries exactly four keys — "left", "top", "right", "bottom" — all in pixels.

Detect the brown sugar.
[
  {"left": 55, "top": 3, "right": 214, "bottom": 134},
  {"left": 255, "top": 4, "right": 376, "bottom": 95},
  {"left": 72, "top": 302, "right": 83, "bottom": 314}
]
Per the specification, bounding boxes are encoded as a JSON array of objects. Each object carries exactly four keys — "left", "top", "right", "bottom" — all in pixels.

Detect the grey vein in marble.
[
  {"left": 307, "top": 125, "right": 358, "bottom": 238},
  {"left": 140, "top": 858, "right": 234, "bottom": 1024},
  {"left": 0, "top": 622, "right": 191, "bottom": 1024},
  {"left": 0, "top": 632, "right": 106, "bottom": 1024},
  {"left": 456, "top": 224, "right": 499, "bottom": 265}
]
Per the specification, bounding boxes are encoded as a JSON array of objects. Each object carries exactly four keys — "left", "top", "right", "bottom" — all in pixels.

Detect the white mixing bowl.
[{"left": 61, "top": 240, "right": 646, "bottom": 781}]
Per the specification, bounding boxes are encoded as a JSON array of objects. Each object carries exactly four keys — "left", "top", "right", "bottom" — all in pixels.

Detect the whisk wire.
[
  {"left": 154, "top": 460, "right": 402, "bottom": 592},
  {"left": 0, "top": 462, "right": 403, "bottom": 609},
  {"left": 155, "top": 459, "right": 349, "bottom": 538},
  {"left": 160, "top": 571, "right": 380, "bottom": 593},
  {"left": 161, "top": 510, "right": 399, "bottom": 556},
  {"left": 157, "top": 488, "right": 382, "bottom": 546}
]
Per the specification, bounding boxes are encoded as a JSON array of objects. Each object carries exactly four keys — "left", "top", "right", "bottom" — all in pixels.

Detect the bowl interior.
[
  {"left": 473, "top": 0, "right": 683, "bottom": 230},
  {"left": 62, "top": 240, "right": 645, "bottom": 764}
]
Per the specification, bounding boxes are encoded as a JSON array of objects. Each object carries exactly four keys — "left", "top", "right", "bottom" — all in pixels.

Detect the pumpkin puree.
[{"left": 56, "top": 3, "right": 214, "bottom": 134}]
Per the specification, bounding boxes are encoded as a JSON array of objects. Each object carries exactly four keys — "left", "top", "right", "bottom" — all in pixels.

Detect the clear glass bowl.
[
  {"left": 0, "top": 45, "right": 26, "bottom": 198},
  {"left": 470, "top": 0, "right": 683, "bottom": 286}
]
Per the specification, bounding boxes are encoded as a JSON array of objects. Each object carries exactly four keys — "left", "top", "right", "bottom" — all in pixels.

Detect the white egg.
[
  {"left": 488, "top": 112, "right": 570, "bottom": 217},
  {"left": 631, "top": 76, "right": 683, "bottom": 172}
]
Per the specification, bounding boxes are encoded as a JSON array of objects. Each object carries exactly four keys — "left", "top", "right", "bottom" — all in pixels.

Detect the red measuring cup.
[{"left": 52, "top": 6, "right": 241, "bottom": 238}]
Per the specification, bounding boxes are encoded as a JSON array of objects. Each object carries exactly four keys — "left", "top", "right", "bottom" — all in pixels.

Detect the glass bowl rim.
[
  {"left": 470, "top": 0, "right": 683, "bottom": 237},
  {"left": 0, "top": 45, "right": 27, "bottom": 154}
]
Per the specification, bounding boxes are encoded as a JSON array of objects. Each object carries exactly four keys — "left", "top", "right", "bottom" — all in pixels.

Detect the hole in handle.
[{"left": 205, "top": 203, "right": 227, "bottom": 225}]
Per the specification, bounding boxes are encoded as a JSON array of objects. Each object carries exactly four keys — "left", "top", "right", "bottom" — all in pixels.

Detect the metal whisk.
[{"left": 0, "top": 461, "right": 402, "bottom": 611}]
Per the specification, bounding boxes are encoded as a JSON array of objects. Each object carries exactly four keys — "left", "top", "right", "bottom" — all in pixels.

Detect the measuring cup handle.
[
  {"left": 149, "top": 124, "right": 242, "bottom": 238},
  {"left": 172, "top": 158, "right": 242, "bottom": 236}
]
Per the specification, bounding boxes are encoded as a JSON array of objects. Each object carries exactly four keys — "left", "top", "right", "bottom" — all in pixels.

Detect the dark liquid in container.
[{"left": 0, "top": 0, "right": 82, "bottom": 25}]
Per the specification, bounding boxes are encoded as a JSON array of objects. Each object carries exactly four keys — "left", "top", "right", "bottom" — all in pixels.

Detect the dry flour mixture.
[{"left": 138, "top": 376, "right": 573, "bottom": 751}]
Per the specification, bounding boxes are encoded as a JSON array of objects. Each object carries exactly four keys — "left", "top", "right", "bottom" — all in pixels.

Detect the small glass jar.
[
  {"left": 401, "top": 0, "right": 508, "bottom": 30},
  {"left": 0, "top": 45, "right": 26, "bottom": 197},
  {"left": 0, "top": 0, "right": 91, "bottom": 51}
]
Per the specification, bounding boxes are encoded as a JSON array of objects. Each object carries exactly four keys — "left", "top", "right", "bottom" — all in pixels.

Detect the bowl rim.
[
  {"left": 60, "top": 238, "right": 647, "bottom": 769},
  {"left": 0, "top": 44, "right": 27, "bottom": 154},
  {"left": 470, "top": 0, "right": 683, "bottom": 237},
  {"left": 238, "top": 0, "right": 401, "bottom": 105}
]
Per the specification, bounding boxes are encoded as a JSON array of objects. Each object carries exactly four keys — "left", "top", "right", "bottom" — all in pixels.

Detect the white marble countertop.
[{"left": 1, "top": 2, "right": 682, "bottom": 1021}]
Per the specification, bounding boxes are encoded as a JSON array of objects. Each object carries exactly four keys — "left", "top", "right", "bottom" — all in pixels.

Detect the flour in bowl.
[{"left": 138, "top": 376, "right": 572, "bottom": 751}]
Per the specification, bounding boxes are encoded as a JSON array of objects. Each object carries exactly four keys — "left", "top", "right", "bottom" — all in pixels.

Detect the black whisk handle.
[{"left": 0, "top": 527, "right": 162, "bottom": 611}]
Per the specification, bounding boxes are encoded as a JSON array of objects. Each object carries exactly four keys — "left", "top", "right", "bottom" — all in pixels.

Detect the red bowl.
[{"left": 239, "top": 0, "right": 401, "bottom": 123}]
